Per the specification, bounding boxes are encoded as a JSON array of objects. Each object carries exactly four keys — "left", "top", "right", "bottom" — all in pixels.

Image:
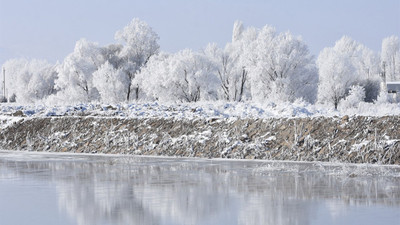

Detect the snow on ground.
[
  {"left": 1, "top": 100, "right": 400, "bottom": 119},
  {"left": 0, "top": 115, "right": 23, "bottom": 129}
]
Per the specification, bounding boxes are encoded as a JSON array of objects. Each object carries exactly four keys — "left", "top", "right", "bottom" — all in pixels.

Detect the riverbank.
[{"left": 1, "top": 115, "right": 399, "bottom": 164}]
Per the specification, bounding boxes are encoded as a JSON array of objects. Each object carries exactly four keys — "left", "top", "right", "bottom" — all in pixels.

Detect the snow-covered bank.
[
  {"left": 1, "top": 101, "right": 400, "bottom": 119},
  {"left": 0, "top": 110, "right": 399, "bottom": 164}
]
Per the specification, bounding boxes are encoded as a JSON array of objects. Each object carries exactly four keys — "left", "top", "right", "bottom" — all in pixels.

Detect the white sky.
[{"left": 0, "top": 0, "right": 399, "bottom": 66}]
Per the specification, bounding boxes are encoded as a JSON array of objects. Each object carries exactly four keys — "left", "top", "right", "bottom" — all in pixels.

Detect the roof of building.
[{"left": 387, "top": 82, "right": 400, "bottom": 93}]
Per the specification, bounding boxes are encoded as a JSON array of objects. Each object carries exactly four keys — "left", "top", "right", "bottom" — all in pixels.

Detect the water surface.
[{"left": 0, "top": 151, "right": 399, "bottom": 225}]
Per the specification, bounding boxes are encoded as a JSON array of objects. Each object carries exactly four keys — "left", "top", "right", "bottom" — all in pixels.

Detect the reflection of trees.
[{"left": 1, "top": 155, "right": 400, "bottom": 225}]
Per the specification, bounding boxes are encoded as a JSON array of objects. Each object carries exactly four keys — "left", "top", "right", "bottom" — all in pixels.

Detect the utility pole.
[
  {"left": 382, "top": 61, "right": 386, "bottom": 84},
  {"left": 381, "top": 61, "right": 387, "bottom": 93},
  {"left": 2, "top": 67, "right": 5, "bottom": 99}
]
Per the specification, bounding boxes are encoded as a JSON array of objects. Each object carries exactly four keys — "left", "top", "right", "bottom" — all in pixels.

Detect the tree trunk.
[
  {"left": 135, "top": 86, "right": 139, "bottom": 100},
  {"left": 126, "top": 86, "right": 131, "bottom": 101}
]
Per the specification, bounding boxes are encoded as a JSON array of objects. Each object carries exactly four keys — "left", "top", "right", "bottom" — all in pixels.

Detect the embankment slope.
[{"left": 1, "top": 116, "right": 399, "bottom": 164}]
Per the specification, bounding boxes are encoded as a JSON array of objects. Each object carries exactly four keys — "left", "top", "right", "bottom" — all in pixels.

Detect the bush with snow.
[
  {"left": 375, "top": 88, "right": 390, "bottom": 104},
  {"left": 338, "top": 85, "right": 365, "bottom": 111}
]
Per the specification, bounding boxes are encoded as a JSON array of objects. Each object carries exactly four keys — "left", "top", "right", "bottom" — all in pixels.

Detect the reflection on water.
[{"left": 0, "top": 151, "right": 400, "bottom": 225}]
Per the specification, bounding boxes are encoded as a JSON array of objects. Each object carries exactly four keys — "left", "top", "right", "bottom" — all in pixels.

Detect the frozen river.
[{"left": 0, "top": 151, "right": 399, "bottom": 225}]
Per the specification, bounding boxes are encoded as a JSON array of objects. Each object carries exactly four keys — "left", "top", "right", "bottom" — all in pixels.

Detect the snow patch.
[{"left": 1, "top": 100, "right": 400, "bottom": 120}]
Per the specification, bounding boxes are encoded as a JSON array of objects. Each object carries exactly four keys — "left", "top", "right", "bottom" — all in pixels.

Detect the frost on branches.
[
  {"left": 338, "top": 85, "right": 366, "bottom": 110},
  {"left": 114, "top": 18, "right": 160, "bottom": 101},
  {"left": 93, "top": 62, "right": 129, "bottom": 103},
  {"left": 2, "top": 58, "right": 56, "bottom": 103},
  {"left": 138, "top": 50, "right": 218, "bottom": 102},
  {"left": 381, "top": 36, "right": 400, "bottom": 82},
  {"left": 317, "top": 36, "right": 381, "bottom": 109},
  {"left": 1, "top": 18, "right": 399, "bottom": 113},
  {"left": 45, "top": 18, "right": 159, "bottom": 104},
  {"left": 53, "top": 39, "right": 104, "bottom": 103},
  {"left": 242, "top": 25, "right": 318, "bottom": 103}
]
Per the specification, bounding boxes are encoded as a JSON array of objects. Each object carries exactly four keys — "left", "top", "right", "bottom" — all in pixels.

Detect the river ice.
[{"left": 0, "top": 151, "right": 399, "bottom": 225}]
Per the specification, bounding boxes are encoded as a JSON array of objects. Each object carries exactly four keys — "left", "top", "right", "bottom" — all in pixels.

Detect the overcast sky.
[{"left": 1, "top": 0, "right": 399, "bottom": 67}]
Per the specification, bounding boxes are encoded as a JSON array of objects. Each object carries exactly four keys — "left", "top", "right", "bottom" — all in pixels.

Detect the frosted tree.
[
  {"left": 136, "top": 52, "right": 171, "bottom": 101},
  {"left": 2, "top": 58, "right": 57, "bottom": 103},
  {"left": 54, "top": 39, "right": 105, "bottom": 103},
  {"left": 357, "top": 46, "right": 381, "bottom": 102},
  {"left": 102, "top": 44, "right": 123, "bottom": 69},
  {"left": 139, "top": 50, "right": 218, "bottom": 102},
  {"left": 268, "top": 31, "right": 317, "bottom": 102},
  {"left": 201, "top": 21, "right": 265, "bottom": 102},
  {"left": 204, "top": 42, "right": 249, "bottom": 102},
  {"left": 50, "top": 18, "right": 159, "bottom": 104},
  {"left": 381, "top": 36, "right": 400, "bottom": 81},
  {"left": 92, "top": 62, "right": 129, "bottom": 103},
  {"left": 340, "top": 38, "right": 381, "bottom": 102},
  {"left": 2, "top": 59, "right": 29, "bottom": 102},
  {"left": 318, "top": 36, "right": 381, "bottom": 108},
  {"left": 114, "top": 18, "right": 160, "bottom": 101},
  {"left": 238, "top": 24, "right": 317, "bottom": 102},
  {"left": 335, "top": 36, "right": 380, "bottom": 80},
  {"left": 317, "top": 46, "right": 357, "bottom": 109},
  {"left": 232, "top": 20, "right": 244, "bottom": 43},
  {"left": 358, "top": 45, "right": 380, "bottom": 80},
  {"left": 28, "top": 62, "right": 58, "bottom": 101}
]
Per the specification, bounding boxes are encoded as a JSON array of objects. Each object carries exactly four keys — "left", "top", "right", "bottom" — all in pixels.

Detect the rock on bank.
[{"left": 1, "top": 116, "right": 399, "bottom": 164}]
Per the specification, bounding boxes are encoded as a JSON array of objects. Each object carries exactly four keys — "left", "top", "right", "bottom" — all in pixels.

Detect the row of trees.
[{"left": 2, "top": 19, "right": 400, "bottom": 109}]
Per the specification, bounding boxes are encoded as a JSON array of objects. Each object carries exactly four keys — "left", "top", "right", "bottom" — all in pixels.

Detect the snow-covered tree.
[
  {"left": 139, "top": 50, "right": 218, "bottom": 102},
  {"left": 232, "top": 20, "right": 244, "bottom": 43},
  {"left": 2, "top": 19, "right": 391, "bottom": 109},
  {"left": 102, "top": 44, "right": 123, "bottom": 69},
  {"left": 317, "top": 36, "right": 381, "bottom": 108},
  {"left": 204, "top": 42, "right": 249, "bottom": 102},
  {"left": 136, "top": 52, "right": 170, "bottom": 101},
  {"left": 358, "top": 44, "right": 381, "bottom": 80},
  {"left": 381, "top": 36, "right": 400, "bottom": 81},
  {"left": 54, "top": 39, "right": 105, "bottom": 103},
  {"left": 92, "top": 62, "right": 129, "bottom": 103},
  {"left": 317, "top": 48, "right": 356, "bottom": 109},
  {"left": 2, "top": 59, "right": 29, "bottom": 102},
  {"left": 2, "top": 58, "right": 57, "bottom": 103},
  {"left": 237, "top": 24, "right": 317, "bottom": 103},
  {"left": 355, "top": 42, "right": 381, "bottom": 102},
  {"left": 114, "top": 18, "right": 160, "bottom": 101},
  {"left": 215, "top": 22, "right": 260, "bottom": 102}
]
